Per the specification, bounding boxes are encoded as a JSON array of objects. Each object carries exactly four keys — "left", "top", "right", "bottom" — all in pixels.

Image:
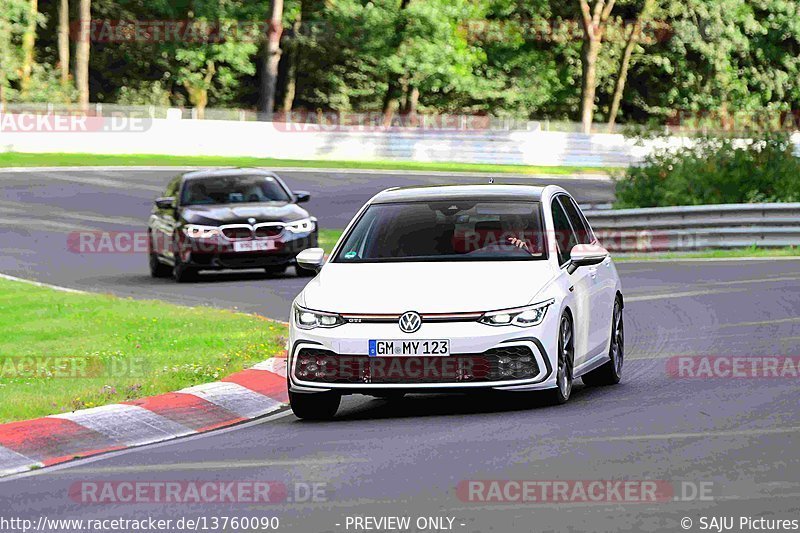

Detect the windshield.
[
  {"left": 333, "top": 201, "right": 546, "bottom": 263},
  {"left": 181, "top": 175, "right": 291, "bottom": 206}
]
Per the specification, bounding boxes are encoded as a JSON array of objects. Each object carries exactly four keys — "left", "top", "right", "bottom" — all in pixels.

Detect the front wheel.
[
  {"left": 289, "top": 391, "right": 341, "bottom": 420},
  {"left": 543, "top": 312, "right": 574, "bottom": 405},
  {"left": 583, "top": 298, "right": 624, "bottom": 386}
]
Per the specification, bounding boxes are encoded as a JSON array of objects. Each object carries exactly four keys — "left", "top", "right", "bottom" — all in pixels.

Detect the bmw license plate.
[
  {"left": 233, "top": 240, "right": 276, "bottom": 252},
  {"left": 369, "top": 340, "right": 450, "bottom": 357}
]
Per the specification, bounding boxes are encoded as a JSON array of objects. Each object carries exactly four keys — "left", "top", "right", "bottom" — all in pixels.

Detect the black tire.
[
  {"left": 544, "top": 311, "right": 575, "bottom": 405},
  {"left": 583, "top": 297, "right": 624, "bottom": 386},
  {"left": 264, "top": 265, "right": 288, "bottom": 276},
  {"left": 289, "top": 391, "right": 341, "bottom": 420},
  {"left": 149, "top": 252, "right": 172, "bottom": 278},
  {"left": 173, "top": 259, "right": 198, "bottom": 283}
]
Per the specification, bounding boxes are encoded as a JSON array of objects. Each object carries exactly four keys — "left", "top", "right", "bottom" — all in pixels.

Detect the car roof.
[
  {"left": 370, "top": 184, "right": 546, "bottom": 204},
  {"left": 181, "top": 168, "right": 279, "bottom": 181}
]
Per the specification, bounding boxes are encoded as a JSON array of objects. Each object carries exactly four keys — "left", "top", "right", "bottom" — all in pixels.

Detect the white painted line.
[
  {"left": 51, "top": 404, "right": 195, "bottom": 447},
  {"left": 0, "top": 446, "right": 41, "bottom": 476},
  {"left": 0, "top": 273, "right": 86, "bottom": 294},
  {"left": 251, "top": 358, "right": 287, "bottom": 377},
  {"left": 179, "top": 381, "right": 283, "bottom": 419}
]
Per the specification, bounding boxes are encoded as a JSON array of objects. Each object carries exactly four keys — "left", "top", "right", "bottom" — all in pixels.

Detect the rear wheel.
[
  {"left": 544, "top": 312, "right": 574, "bottom": 405},
  {"left": 582, "top": 298, "right": 623, "bottom": 386},
  {"left": 289, "top": 391, "right": 341, "bottom": 420}
]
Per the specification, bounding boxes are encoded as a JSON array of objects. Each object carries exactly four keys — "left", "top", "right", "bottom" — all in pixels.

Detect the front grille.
[
  {"left": 255, "top": 225, "right": 284, "bottom": 238},
  {"left": 293, "top": 346, "right": 539, "bottom": 384},
  {"left": 222, "top": 227, "right": 253, "bottom": 240}
]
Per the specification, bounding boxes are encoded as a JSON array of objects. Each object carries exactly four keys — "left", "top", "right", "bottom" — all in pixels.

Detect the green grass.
[
  {"left": 0, "top": 278, "right": 287, "bottom": 423},
  {"left": 615, "top": 246, "right": 800, "bottom": 261},
  {"left": 318, "top": 229, "right": 799, "bottom": 261},
  {"left": 0, "top": 152, "right": 614, "bottom": 175}
]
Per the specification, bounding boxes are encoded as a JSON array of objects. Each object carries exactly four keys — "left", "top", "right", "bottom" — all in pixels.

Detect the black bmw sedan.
[{"left": 147, "top": 168, "right": 318, "bottom": 282}]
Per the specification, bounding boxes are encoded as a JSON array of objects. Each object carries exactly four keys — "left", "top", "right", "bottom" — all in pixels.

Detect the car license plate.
[
  {"left": 369, "top": 340, "right": 450, "bottom": 357},
  {"left": 233, "top": 240, "right": 276, "bottom": 252}
]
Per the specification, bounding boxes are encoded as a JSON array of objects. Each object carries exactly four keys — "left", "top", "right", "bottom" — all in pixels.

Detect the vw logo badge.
[
  {"left": 399, "top": 311, "right": 422, "bottom": 334},
  {"left": 248, "top": 217, "right": 257, "bottom": 225}
]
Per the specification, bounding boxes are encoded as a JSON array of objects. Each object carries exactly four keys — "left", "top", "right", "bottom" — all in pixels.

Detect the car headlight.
[
  {"left": 294, "top": 305, "right": 345, "bottom": 330},
  {"left": 479, "top": 299, "right": 555, "bottom": 328},
  {"left": 182, "top": 224, "right": 220, "bottom": 239},
  {"left": 286, "top": 218, "right": 316, "bottom": 234}
]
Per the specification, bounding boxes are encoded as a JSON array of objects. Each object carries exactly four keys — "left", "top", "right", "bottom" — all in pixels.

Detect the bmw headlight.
[
  {"left": 294, "top": 305, "right": 345, "bottom": 330},
  {"left": 286, "top": 218, "right": 316, "bottom": 234},
  {"left": 182, "top": 224, "right": 220, "bottom": 239},
  {"left": 479, "top": 299, "right": 555, "bottom": 328}
]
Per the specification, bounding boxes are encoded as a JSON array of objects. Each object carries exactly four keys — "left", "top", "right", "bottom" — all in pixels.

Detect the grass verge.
[
  {"left": 0, "top": 278, "right": 287, "bottom": 423},
  {"left": 616, "top": 246, "right": 800, "bottom": 261},
  {"left": 0, "top": 152, "right": 614, "bottom": 176}
]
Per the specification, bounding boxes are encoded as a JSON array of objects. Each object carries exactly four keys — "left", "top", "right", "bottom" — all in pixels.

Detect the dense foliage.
[
  {"left": 615, "top": 132, "right": 800, "bottom": 207},
  {"left": 1, "top": 0, "right": 800, "bottom": 126}
]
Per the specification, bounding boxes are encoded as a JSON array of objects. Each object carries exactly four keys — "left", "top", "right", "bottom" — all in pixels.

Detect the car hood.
[
  {"left": 301, "top": 261, "right": 557, "bottom": 314},
  {"left": 180, "top": 203, "right": 308, "bottom": 225}
]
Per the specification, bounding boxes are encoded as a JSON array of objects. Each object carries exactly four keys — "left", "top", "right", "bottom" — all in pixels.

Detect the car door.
[
  {"left": 551, "top": 197, "right": 593, "bottom": 367},
  {"left": 560, "top": 195, "right": 613, "bottom": 357},
  {"left": 151, "top": 176, "right": 181, "bottom": 259}
]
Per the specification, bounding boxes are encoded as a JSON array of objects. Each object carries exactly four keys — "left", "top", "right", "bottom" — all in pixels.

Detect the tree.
[
  {"left": 75, "top": 0, "right": 90, "bottom": 110},
  {"left": 173, "top": 15, "right": 259, "bottom": 119},
  {"left": 19, "top": 0, "right": 37, "bottom": 97},
  {"left": 0, "top": 0, "right": 29, "bottom": 105},
  {"left": 577, "top": 0, "right": 616, "bottom": 133},
  {"left": 607, "top": 0, "right": 656, "bottom": 129},
  {"left": 58, "top": 0, "right": 69, "bottom": 90},
  {"left": 260, "top": 0, "right": 284, "bottom": 119}
]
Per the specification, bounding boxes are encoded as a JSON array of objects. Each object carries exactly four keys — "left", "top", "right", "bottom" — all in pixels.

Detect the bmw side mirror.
[
  {"left": 567, "top": 244, "right": 608, "bottom": 274},
  {"left": 294, "top": 191, "right": 311, "bottom": 204},
  {"left": 296, "top": 247, "right": 325, "bottom": 273},
  {"left": 155, "top": 197, "right": 176, "bottom": 210}
]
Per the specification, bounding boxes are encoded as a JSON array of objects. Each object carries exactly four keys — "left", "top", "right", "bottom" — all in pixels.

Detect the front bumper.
[
  {"left": 179, "top": 232, "right": 317, "bottom": 270},
  {"left": 288, "top": 318, "right": 559, "bottom": 394}
]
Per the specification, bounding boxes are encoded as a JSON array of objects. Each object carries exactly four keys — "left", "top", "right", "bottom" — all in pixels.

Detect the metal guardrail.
[{"left": 584, "top": 203, "right": 800, "bottom": 252}]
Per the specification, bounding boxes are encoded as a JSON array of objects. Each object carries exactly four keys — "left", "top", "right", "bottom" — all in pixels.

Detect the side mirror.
[
  {"left": 155, "top": 197, "right": 176, "bottom": 210},
  {"left": 294, "top": 191, "right": 311, "bottom": 204},
  {"left": 296, "top": 247, "right": 325, "bottom": 273},
  {"left": 567, "top": 244, "right": 608, "bottom": 274}
]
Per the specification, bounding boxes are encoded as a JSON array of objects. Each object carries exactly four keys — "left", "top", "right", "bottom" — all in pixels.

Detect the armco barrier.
[{"left": 585, "top": 203, "right": 800, "bottom": 252}]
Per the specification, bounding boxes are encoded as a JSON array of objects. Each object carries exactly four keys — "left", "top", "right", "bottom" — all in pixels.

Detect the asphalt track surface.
[{"left": 1, "top": 168, "right": 799, "bottom": 532}]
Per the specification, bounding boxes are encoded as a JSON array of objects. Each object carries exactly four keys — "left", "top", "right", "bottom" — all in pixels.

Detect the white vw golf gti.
[{"left": 288, "top": 185, "right": 624, "bottom": 419}]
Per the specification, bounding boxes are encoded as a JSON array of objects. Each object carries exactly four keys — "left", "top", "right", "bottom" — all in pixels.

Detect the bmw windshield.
[
  {"left": 181, "top": 175, "right": 292, "bottom": 206},
  {"left": 333, "top": 201, "right": 546, "bottom": 263}
]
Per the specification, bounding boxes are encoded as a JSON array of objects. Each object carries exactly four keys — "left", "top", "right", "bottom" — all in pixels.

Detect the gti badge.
[{"left": 399, "top": 311, "right": 422, "bottom": 334}]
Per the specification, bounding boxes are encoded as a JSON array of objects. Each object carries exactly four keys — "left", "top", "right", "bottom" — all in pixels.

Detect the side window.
[
  {"left": 551, "top": 198, "right": 577, "bottom": 266},
  {"left": 560, "top": 196, "right": 593, "bottom": 245}
]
